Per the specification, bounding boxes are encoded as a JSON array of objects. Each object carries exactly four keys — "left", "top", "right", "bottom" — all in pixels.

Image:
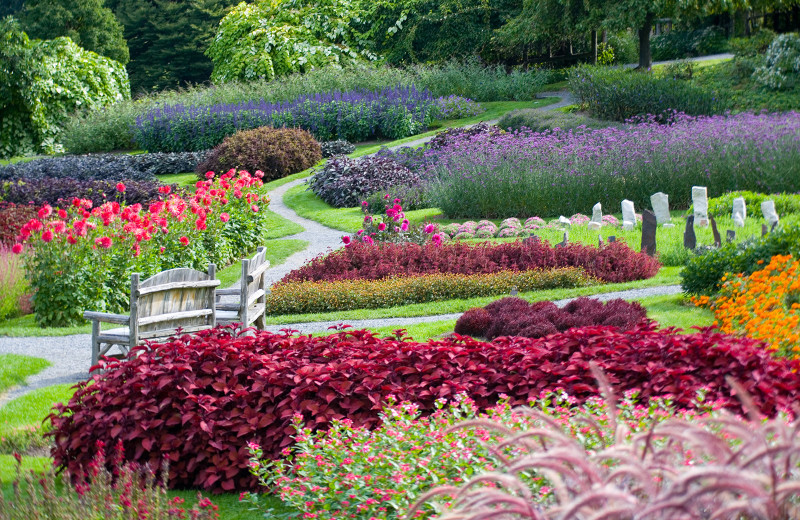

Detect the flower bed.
[
  {"left": 49, "top": 323, "right": 800, "bottom": 493},
  {"left": 281, "top": 240, "right": 660, "bottom": 285},
  {"left": 134, "top": 87, "right": 439, "bottom": 153},
  {"left": 12, "top": 170, "right": 269, "bottom": 327},
  {"left": 266, "top": 268, "right": 593, "bottom": 314},
  {"left": 455, "top": 296, "right": 647, "bottom": 339},
  {"left": 704, "top": 254, "right": 800, "bottom": 357},
  {"left": 1, "top": 178, "right": 175, "bottom": 208},
  {"left": 0, "top": 151, "right": 209, "bottom": 181},
  {"left": 244, "top": 393, "right": 719, "bottom": 520},
  {"left": 420, "top": 112, "right": 800, "bottom": 218}
]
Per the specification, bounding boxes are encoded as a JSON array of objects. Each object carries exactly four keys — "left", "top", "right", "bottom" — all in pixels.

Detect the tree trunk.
[
  {"left": 637, "top": 13, "right": 655, "bottom": 70},
  {"left": 591, "top": 30, "right": 597, "bottom": 65}
]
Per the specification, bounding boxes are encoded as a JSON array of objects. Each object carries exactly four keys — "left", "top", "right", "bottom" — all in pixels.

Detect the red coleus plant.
[
  {"left": 48, "top": 323, "right": 800, "bottom": 494},
  {"left": 282, "top": 239, "right": 660, "bottom": 284}
]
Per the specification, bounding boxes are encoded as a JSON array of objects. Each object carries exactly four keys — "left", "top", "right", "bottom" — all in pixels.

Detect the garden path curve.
[{"left": 0, "top": 90, "right": 675, "bottom": 402}]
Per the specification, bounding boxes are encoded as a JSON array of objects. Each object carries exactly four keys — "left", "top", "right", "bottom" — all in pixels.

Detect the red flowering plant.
[
  {"left": 12, "top": 169, "right": 269, "bottom": 326},
  {"left": 343, "top": 197, "right": 441, "bottom": 247}
]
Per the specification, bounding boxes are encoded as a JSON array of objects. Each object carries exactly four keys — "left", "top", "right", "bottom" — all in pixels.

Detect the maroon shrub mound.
[
  {"left": 456, "top": 296, "right": 647, "bottom": 339},
  {"left": 49, "top": 324, "right": 800, "bottom": 493},
  {"left": 281, "top": 240, "right": 660, "bottom": 284}
]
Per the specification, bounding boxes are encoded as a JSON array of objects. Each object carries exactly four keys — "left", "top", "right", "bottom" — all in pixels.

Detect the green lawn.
[{"left": 0, "top": 355, "right": 51, "bottom": 395}]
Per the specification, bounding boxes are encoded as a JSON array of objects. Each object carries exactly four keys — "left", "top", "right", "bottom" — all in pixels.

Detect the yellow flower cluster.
[
  {"left": 266, "top": 268, "right": 596, "bottom": 315},
  {"left": 710, "top": 254, "right": 800, "bottom": 357}
]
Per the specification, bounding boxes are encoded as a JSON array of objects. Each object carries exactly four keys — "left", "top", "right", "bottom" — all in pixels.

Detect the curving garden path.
[{"left": 0, "top": 90, "right": 680, "bottom": 401}]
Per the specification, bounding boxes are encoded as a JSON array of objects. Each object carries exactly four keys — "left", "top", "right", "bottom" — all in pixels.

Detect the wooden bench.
[
  {"left": 84, "top": 265, "right": 220, "bottom": 368},
  {"left": 216, "top": 247, "right": 269, "bottom": 330}
]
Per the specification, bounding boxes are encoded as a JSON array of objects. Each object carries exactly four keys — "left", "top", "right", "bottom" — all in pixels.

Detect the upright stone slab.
[
  {"left": 692, "top": 186, "right": 709, "bottom": 227},
  {"left": 732, "top": 197, "right": 746, "bottom": 228},
  {"left": 761, "top": 200, "right": 780, "bottom": 227},
  {"left": 650, "top": 192, "right": 671, "bottom": 225},
  {"left": 684, "top": 215, "right": 697, "bottom": 249},
  {"left": 641, "top": 210, "right": 657, "bottom": 256},
  {"left": 555, "top": 232, "right": 568, "bottom": 248},
  {"left": 558, "top": 216, "right": 571, "bottom": 227},
  {"left": 710, "top": 215, "right": 721, "bottom": 247},
  {"left": 589, "top": 203, "right": 603, "bottom": 231},
  {"left": 621, "top": 199, "right": 636, "bottom": 230},
  {"left": 726, "top": 230, "right": 736, "bottom": 243}
]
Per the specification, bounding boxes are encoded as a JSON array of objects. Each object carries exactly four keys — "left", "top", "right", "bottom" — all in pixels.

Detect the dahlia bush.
[{"left": 12, "top": 170, "right": 269, "bottom": 326}]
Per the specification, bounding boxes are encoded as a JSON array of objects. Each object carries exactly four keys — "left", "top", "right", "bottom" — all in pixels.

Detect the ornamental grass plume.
[
  {"left": 411, "top": 368, "right": 800, "bottom": 520},
  {"left": 705, "top": 254, "right": 800, "bottom": 357}
]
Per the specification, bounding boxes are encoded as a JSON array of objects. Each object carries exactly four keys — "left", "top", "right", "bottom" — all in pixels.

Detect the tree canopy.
[
  {"left": 207, "top": 0, "right": 377, "bottom": 83},
  {"left": 17, "top": 0, "right": 129, "bottom": 64},
  {"left": 0, "top": 17, "right": 130, "bottom": 158}
]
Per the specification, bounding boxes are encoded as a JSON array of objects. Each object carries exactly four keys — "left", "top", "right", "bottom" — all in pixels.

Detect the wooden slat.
[
  {"left": 216, "top": 288, "right": 239, "bottom": 296},
  {"left": 215, "top": 302, "right": 241, "bottom": 312},
  {"left": 138, "top": 325, "right": 211, "bottom": 340},
  {"left": 246, "top": 261, "right": 271, "bottom": 283},
  {"left": 246, "top": 289, "right": 266, "bottom": 308},
  {"left": 138, "top": 309, "right": 213, "bottom": 326},
  {"left": 83, "top": 311, "right": 130, "bottom": 324},
  {"left": 137, "top": 279, "right": 220, "bottom": 296}
]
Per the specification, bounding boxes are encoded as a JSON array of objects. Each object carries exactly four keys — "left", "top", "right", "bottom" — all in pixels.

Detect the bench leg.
[{"left": 90, "top": 320, "right": 100, "bottom": 369}]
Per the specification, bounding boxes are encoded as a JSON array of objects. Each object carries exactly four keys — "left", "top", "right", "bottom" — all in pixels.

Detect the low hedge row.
[
  {"left": 1, "top": 178, "right": 175, "bottom": 208},
  {"left": 455, "top": 296, "right": 647, "bottom": 339},
  {"left": 266, "top": 268, "right": 594, "bottom": 315},
  {"left": 50, "top": 323, "right": 800, "bottom": 493},
  {"left": 681, "top": 222, "right": 800, "bottom": 295},
  {"left": 282, "top": 240, "right": 660, "bottom": 285},
  {"left": 0, "top": 151, "right": 208, "bottom": 182}
]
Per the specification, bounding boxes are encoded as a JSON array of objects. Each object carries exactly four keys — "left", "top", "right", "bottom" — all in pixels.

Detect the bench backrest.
[
  {"left": 238, "top": 247, "right": 268, "bottom": 324},
  {"left": 131, "top": 265, "right": 220, "bottom": 343}
]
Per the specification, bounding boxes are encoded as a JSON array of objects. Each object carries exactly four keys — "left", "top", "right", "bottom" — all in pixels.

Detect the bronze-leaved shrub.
[{"left": 197, "top": 126, "right": 321, "bottom": 181}]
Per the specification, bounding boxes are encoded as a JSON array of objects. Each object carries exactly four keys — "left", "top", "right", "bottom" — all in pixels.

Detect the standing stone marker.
[
  {"left": 558, "top": 215, "right": 571, "bottom": 226},
  {"left": 726, "top": 230, "right": 736, "bottom": 243},
  {"left": 598, "top": 235, "right": 604, "bottom": 247},
  {"left": 761, "top": 200, "right": 780, "bottom": 227},
  {"left": 692, "top": 186, "right": 709, "bottom": 227},
  {"left": 650, "top": 192, "right": 671, "bottom": 225},
  {"left": 710, "top": 215, "right": 721, "bottom": 247},
  {"left": 684, "top": 215, "right": 697, "bottom": 249},
  {"left": 621, "top": 199, "right": 636, "bottom": 230},
  {"left": 762, "top": 224, "right": 768, "bottom": 237},
  {"left": 732, "top": 197, "right": 746, "bottom": 228},
  {"left": 523, "top": 235, "right": 540, "bottom": 245},
  {"left": 555, "top": 232, "right": 568, "bottom": 248},
  {"left": 608, "top": 236, "right": 616, "bottom": 243},
  {"left": 589, "top": 203, "right": 603, "bottom": 231},
  {"left": 641, "top": 210, "right": 657, "bottom": 256}
]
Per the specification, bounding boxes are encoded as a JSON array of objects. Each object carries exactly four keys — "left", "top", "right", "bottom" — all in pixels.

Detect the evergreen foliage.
[
  {"left": 17, "top": 0, "right": 129, "bottom": 64},
  {"left": 108, "top": 0, "right": 238, "bottom": 93}
]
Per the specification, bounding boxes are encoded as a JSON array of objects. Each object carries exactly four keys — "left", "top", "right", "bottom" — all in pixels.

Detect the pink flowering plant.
[
  {"left": 342, "top": 197, "right": 442, "bottom": 248},
  {"left": 12, "top": 169, "right": 269, "bottom": 326},
  {"left": 242, "top": 390, "right": 722, "bottom": 520}
]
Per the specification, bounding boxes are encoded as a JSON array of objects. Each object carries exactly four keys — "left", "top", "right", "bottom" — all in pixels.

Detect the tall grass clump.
[
  {"left": 0, "top": 245, "right": 30, "bottom": 321},
  {"left": 423, "top": 111, "right": 800, "bottom": 218},
  {"left": 568, "top": 64, "right": 728, "bottom": 122},
  {"left": 62, "top": 62, "right": 552, "bottom": 154}
]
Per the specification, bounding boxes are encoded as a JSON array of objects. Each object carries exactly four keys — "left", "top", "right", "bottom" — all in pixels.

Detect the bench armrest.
[{"left": 83, "top": 311, "right": 130, "bottom": 325}]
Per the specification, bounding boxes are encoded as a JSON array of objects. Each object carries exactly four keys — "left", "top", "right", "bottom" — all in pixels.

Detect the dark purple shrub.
[
  {"left": 0, "top": 178, "right": 174, "bottom": 207},
  {"left": 196, "top": 127, "right": 321, "bottom": 181},
  {"left": 456, "top": 296, "right": 647, "bottom": 339},
  {"left": 309, "top": 156, "right": 422, "bottom": 208}
]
